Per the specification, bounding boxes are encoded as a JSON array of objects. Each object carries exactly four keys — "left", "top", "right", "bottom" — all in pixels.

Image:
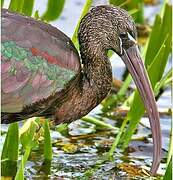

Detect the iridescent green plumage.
[
  {"left": 2, "top": 10, "right": 81, "bottom": 113},
  {"left": 2, "top": 40, "right": 75, "bottom": 82}
]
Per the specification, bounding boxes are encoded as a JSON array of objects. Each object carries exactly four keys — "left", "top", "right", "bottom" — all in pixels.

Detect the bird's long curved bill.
[{"left": 121, "top": 45, "right": 161, "bottom": 175}]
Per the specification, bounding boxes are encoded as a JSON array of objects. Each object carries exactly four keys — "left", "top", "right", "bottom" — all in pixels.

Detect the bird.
[{"left": 1, "top": 5, "right": 161, "bottom": 175}]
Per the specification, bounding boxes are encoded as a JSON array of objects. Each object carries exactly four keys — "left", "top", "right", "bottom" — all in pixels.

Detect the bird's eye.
[{"left": 119, "top": 32, "right": 127, "bottom": 39}]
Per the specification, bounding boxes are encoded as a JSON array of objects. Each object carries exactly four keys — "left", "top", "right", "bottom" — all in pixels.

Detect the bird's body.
[
  {"left": 1, "top": 6, "right": 161, "bottom": 175},
  {"left": 2, "top": 7, "right": 114, "bottom": 123}
]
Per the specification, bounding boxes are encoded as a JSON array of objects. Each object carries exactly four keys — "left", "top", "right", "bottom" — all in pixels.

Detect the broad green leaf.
[
  {"left": 147, "top": 36, "right": 169, "bottom": 87},
  {"left": 21, "top": 0, "right": 35, "bottom": 16},
  {"left": 44, "top": 120, "right": 52, "bottom": 161},
  {"left": 41, "top": 0, "right": 65, "bottom": 22},
  {"left": 1, "top": 123, "right": 19, "bottom": 176}
]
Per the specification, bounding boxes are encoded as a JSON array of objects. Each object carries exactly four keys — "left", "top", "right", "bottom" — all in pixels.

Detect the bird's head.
[
  {"left": 78, "top": 5, "right": 137, "bottom": 57},
  {"left": 78, "top": 5, "right": 161, "bottom": 175}
]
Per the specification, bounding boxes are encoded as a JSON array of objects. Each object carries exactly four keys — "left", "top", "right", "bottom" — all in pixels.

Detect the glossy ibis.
[{"left": 1, "top": 6, "right": 161, "bottom": 175}]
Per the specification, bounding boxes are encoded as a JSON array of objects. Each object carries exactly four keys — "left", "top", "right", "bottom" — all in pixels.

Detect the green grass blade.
[
  {"left": 44, "top": 120, "right": 52, "bottom": 161},
  {"left": 166, "top": 120, "right": 173, "bottom": 166},
  {"left": 1, "top": 123, "right": 19, "bottom": 176},
  {"left": 163, "top": 157, "right": 172, "bottom": 180},
  {"left": 9, "top": 0, "right": 24, "bottom": 12},
  {"left": 34, "top": 10, "right": 40, "bottom": 19},
  {"left": 72, "top": 0, "right": 93, "bottom": 48},
  {"left": 14, "top": 157, "right": 24, "bottom": 180},
  {"left": 160, "top": 0, "right": 169, "bottom": 17},
  {"left": 1, "top": 0, "right": 4, "bottom": 7},
  {"left": 15, "top": 147, "right": 31, "bottom": 180},
  {"left": 145, "top": 4, "right": 172, "bottom": 66},
  {"left": 102, "top": 74, "right": 132, "bottom": 112},
  {"left": 128, "top": 8, "right": 139, "bottom": 16},
  {"left": 41, "top": 0, "right": 65, "bottom": 22},
  {"left": 1, "top": 123, "right": 19, "bottom": 161},
  {"left": 109, "top": 0, "right": 144, "bottom": 24},
  {"left": 82, "top": 116, "right": 119, "bottom": 131},
  {"left": 155, "top": 68, "right": 172, "bottom": 95},
  {"left": 21, "top": 0, "right": 35, "bottom": 16},
  {"left": 108, "top": 117, "right": 128, "bottom": 156},
  {"left": 144, "top": 15, "right": 162, "bottom": 66},
  {"left": 117, "top": 74, "right": 132, "bottom": 96},
  {"left": 147, "top": 35, "right": 169, "bottom": 87}
]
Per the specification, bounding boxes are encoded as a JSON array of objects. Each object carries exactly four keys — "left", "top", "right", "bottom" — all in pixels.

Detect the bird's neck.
[
  {"left": 82, "top": 51, "right": 112, "bottom": 100},
  {"left": 54, "top": 51, "right": 112, "bottom": 124}
]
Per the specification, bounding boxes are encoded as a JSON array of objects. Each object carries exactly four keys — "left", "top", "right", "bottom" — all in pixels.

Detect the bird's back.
[{"left": 1, "top": 9, "right": 81, "bottom": 115}]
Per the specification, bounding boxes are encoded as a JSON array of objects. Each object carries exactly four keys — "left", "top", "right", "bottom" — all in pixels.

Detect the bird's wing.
[{"left": 2, "top": 9, "right": 81, "bottom": 113}]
